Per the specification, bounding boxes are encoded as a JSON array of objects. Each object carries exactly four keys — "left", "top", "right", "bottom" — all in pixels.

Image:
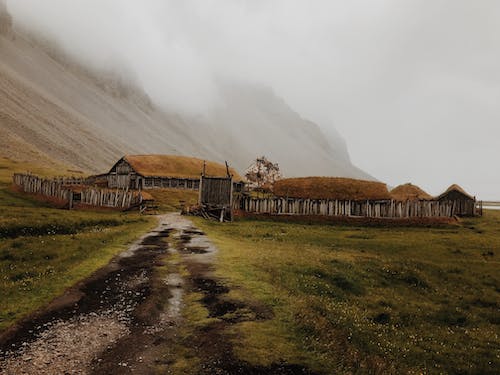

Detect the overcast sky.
[{"left": 7, "top": 0, "right": 500, "bottom": 199}]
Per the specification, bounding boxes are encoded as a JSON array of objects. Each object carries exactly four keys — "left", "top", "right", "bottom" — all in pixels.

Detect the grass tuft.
[{"left": 193, "top": 210, "right": 500, "bottom": 373}]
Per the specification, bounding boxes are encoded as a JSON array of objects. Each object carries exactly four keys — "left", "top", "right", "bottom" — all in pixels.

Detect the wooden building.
[
  {"left": 436, "top": 184, "right": 477, "bottom": 217},
  {"left": 199, "top": 175, "right": 234, "bottom": 221},
  {"left": 105, "top": 155, "right": 243, "bottom": 191},
  {"left": 236, "top": 177, "right": 482, "bottom": 219}
]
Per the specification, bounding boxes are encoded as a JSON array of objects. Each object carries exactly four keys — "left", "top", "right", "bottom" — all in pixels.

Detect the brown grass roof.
[
  {"left": 273, "top": 177, "right": 391, "bottom": 201},
  {"left": 390, "top": 183, "right": 432, "bottom": 201},
  {"left": 436, "top": 184, "right": 475, "bottom": 201},
  {"left": 122, "top": 155, "right": 242, "bottom": 180}
]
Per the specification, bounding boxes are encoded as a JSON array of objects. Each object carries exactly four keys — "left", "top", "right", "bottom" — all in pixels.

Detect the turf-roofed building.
[
  {"left": 105, "top": 155, "right": 242, "bottom": 190},
  {"left": 272, "top": 177, "right": 391, "bottom": 201},
  {"left": 436, "top": 184, "right": 477, "bottom": 217}
]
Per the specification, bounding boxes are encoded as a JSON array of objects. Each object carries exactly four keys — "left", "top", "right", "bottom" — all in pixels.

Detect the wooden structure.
[
  {"left": 436, "top": 184, "right": 478, "bottom": 217},
  {"left": 13, "top": 173, "right": 72, "bottom": 203},
  {"left": 198, "top": 176, "right": 233, "bottom": 221},
  {"left": 104, "top": 155, "right": 243, "bottom": 192},
  {"left": 237, "top": 179, "right": 483, "bottom": 219},
  {"left": 200, "top": 177, "right": 233, "bottom": 207},
  {"left": 237, "top": 197, "right": 460, "bottom": 218},
  {"left": 13, "top": 173, "right": 142, "bottom": 210},
  {"left": 193, "top": 160, "right": 235, "bottom": 222},
  {"left": 78, "top": 188, "right": 142, "bottom": 209}
]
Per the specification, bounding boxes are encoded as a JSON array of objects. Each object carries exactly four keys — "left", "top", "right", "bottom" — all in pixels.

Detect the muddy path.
[{"left": 0, "top": 213, "right": 318, "bottom": 375}]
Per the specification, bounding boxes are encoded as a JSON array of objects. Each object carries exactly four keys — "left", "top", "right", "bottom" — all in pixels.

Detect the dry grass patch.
[
  {"left": 147, "top": 188, "right": 199, "bottom": 212},
  {"left": 273, "top": 177, "right": 391, "bottom": 200},
  {"left": 124, "top": 155, "right": 242, "bottom": 180},
  {"left": 390, "top": 183, "right": 433, "bottom": 201}
]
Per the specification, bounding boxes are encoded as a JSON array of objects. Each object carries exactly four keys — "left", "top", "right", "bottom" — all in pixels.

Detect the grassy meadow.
[
  {"left": 1, "top": 155, "right": 499, "bottom": 373},
  {"left": 0, "top": 157, "right": 156, "bottom": 331},
  {"left": 148, "top": 188, "right": 198, "bottom": 212},
  {"left": 193, "top": 212, "right": 500, "bottom": 374}
]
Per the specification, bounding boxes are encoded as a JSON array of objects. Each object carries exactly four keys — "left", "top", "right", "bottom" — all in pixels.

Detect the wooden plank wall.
[
  {"left": 79, "top": 188, "right": 140, "bottom": 209},
  {"left": 200, "top": 177, "right": 232, "bottom": 206},
  {"left": 13, "top": 173, "right": 71, "bottom": 201},
  {"left": 236, "top": 196, "right": 482, "bottom": 218},
  {"left": 12, "top": 174, "right": 140, "bottom": 209}
]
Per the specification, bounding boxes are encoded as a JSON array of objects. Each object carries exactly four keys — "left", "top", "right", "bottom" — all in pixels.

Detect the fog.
[{"left": 6, "top": 0, "right": 500, "bottom": 199}]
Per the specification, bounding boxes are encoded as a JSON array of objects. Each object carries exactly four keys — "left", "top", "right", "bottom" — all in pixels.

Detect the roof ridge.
[{"left": 118, "top": 154, "right": 242, "bottom": 180}]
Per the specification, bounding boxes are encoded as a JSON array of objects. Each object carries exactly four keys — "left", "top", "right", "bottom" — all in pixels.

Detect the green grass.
[
  {"left": 193, "top": 211, "right": 500, "bottom": 374},
  {"left": 147, "top": 188, "right": 199, "bottom": 212},
  {"left": 0, "top": 157, "right": 156, "bottom": 331},
  {"left": 0, "top": 156, "right": 77, "bottom": 184}
]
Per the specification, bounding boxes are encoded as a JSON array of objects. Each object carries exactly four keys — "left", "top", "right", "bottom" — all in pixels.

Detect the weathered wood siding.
[
  {"left": 236, "top": 197, "right": 483, "bottom": 218},
  {"left": 79, "top": 188, "right": 141, "bottom": 209},
  {"left": 13, "top": 173, "right": 72, "bottom": 201},
  {"left": 13, "top": 174, "right": 141, "bottom": 210},
  {"left": 200, "top": 177, "right": 232, "bottom": 206},
  {"left": 107, "top": 159, "right": 136, "bottom": 189},
  {"left": 437, "top": 191, "right": 476, "bottom": 217},
  {"left": 142, "top": 177, "right": 200, "bottom": 190},
  {"left": 105, "top": 157, "right": 243, "bottom": 192}
]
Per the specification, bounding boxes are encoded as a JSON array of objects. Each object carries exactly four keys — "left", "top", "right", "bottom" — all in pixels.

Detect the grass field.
[
  {"left": 2, "top": 155, "right": 499, "bottom": 373},
  {"left": 193, "top": 212, "right": 500, "bottom": 374},
  {"left": 147, "top": 188, "right": 198, "bottom": 212},
  {"left": 0, "top": 157, "right": 156, "bottom": 331}
]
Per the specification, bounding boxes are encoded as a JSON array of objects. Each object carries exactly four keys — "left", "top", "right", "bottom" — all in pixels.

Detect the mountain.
[{"left": 0, "top": 4, "right": 371, "bottom": 179}]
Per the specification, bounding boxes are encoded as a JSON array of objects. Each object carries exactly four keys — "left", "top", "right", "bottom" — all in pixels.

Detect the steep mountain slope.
[
  {"left": 210, "top": 82, "right": 368, "bottom": 177},
  {"left": 0, "top": 6, "right": 371, "bottom": 179}
]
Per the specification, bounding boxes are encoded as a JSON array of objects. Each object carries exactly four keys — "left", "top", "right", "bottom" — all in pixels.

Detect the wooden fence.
[
  {"left": 13, "top": 174, "right": 141, "bottom": 210},
  {"left": 13, "top": 173, "right": 72, "bottom": 202},
  {"left": 236, "top": 196, "right": 480, "bottom": 218},
  {"left": 78, "top": 188, "right": 141, "bottom": 209}
]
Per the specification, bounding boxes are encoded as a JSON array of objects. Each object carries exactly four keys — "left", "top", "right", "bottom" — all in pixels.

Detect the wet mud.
[
  {"left": 0, "top": 214, "right": 319, "bottom": 375},
  {"left": 0, "top": 219, "right": 173, "bottom": 374},
  {"left": 178, "top": 228, "right": 317, "bottom": 375}
]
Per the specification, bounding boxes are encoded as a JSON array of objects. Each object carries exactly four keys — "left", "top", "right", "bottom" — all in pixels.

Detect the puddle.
[
  {"left": 0, "top": 217, "right": 174, "bottom": 374},
  {"left": 1, "top": 214, "right": 318, "bottom": 375}
]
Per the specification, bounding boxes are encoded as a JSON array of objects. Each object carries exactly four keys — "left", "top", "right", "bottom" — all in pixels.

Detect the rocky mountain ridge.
[{"left": 0, "top": 3, "right": 371, "bottom": 179}]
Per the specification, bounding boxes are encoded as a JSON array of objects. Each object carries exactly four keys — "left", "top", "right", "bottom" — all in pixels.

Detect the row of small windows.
[{"left": 143, "top": 178, "right": 200, "bottom": 189}]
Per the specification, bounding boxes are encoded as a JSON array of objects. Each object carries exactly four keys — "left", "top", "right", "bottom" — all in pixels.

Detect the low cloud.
[{"left": 7, "top": 0, "right": 500, "bottom": 198}]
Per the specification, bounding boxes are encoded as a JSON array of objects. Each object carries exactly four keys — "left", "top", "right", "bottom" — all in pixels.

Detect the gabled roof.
[
  {"left": 273, "top": 177, "right": 391, "bottom": 201},
  {"left": 436, "top": 184, "right": 475, "bottom": 201},
  {"left": 114, "top": 155, "right": 242, "bottom": 180},
  {"left": 390, "top": 183, "right": 432, "bottom": 201}
]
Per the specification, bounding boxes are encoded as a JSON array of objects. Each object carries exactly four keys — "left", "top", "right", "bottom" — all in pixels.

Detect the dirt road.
[{"left": 0, "top": 214, "right": 316, "bottom": 375}]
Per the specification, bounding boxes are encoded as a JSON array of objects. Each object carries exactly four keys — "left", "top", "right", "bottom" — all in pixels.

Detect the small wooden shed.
[
  {"left": 199, "top": 175, "right": 233, "bottom": 221},
  {"left": 436, "top": 184, "right": 477, "bottom": 217}
]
